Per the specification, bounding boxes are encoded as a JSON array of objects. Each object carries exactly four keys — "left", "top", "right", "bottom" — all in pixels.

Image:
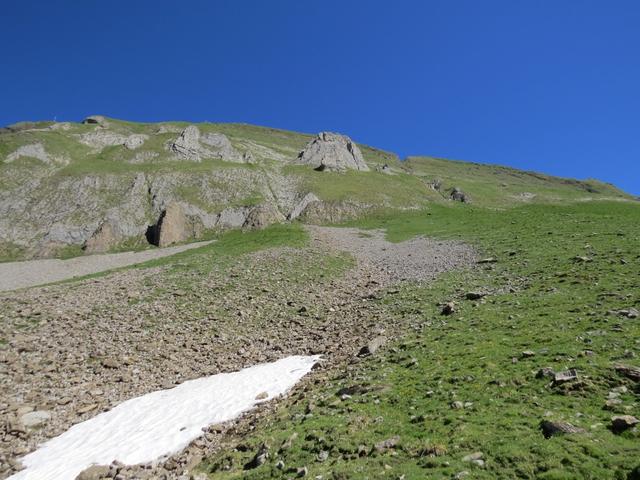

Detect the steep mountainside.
[{"left": 0, "top": 117, "right": 631, "bottom": 260}]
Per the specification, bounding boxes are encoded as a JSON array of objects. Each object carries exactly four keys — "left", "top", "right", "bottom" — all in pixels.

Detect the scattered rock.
[
  {"left": 618, "top": 308, "right": 639, "bottom": 319},
  {"left": 540, "top": 420, "right": 585, "bottom": 438},
  {"left": 244, "top": 443, "right": 269, "bottom": 470},
  {"left": 521, "top": 350, "right": 536, "bottom": 358},
  {"left": 20, "top": 410, "right": 51, "bottom": 428},
  {"left": 296, "top": 466, "right": 308, "bottom": 477},
  {"left": 374, "top": 436, "right": 400, "bottom": 453},
  {"left": 615, "top": 365, "right": 640, "bottom": 382},
  {"left": 6, "top": 418, "right": 26, "bottom": 436},
  {"left": 450, "top": 187, "right": 470, "bottom": 203},
  {"left": 553, "top": 369, "right": 578, "bottom": 385},
  {"left": 297, "top": 132, "right": 369, "bottom": 172},
  {"left": 477, "top": 257, "right": 497, "bottom": 264},
  {"left": 255, "top": 392, "right": 269, "bottom": 400},
  {"left": 536, "top": 367, "right": 555, "bottom": 379},
  {"left": 462, "top": 451, "right": 485, "bottom": 466},
  {"left": 441, "top": 302, "right": 455, "bottom": 316},
  {"left": 101, "top": 358, "right": 119, "bottom": 369},
  {"left": 358, "top": 335, "right": 387, "bottom": 356},
  {"left": 611, "top": 415, "right": 639, "bottom": 434},
  {"left": 465, "top": 291, "right": 486, "bottom": 300},
  {"left": 77, "top": 404, "right": 98, "bottom": 415},
  {"left": 75, "top": 465, "right": 111, "bottom": 480}
]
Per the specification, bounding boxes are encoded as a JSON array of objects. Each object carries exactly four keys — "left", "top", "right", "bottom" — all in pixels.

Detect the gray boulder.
[
  {"left": 6, "top": 143, "right": 53, "bottom": 164},
  {"left": 169, "top": 125, "right": 202, "bottom": 160},
  {"left": 450, "top": 187, "right": 470, "bottom": 203},
  {"left": 81, "top": 115, "right": 108, "bottom": 126},
  {"left": 297, "top": 132, "right": 369, "bottom": 172},
  {"left": 243, "top": 204, "right": 285, "bottom": 229},
  {"left": 169, "top": 126, "right": 242, "bottom": 162},
  {"left": 201, "top": 132, "right": 242, "bottom": 162}
]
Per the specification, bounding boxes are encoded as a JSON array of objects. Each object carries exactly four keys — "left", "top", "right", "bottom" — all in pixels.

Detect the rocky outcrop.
[
  {"left": 83, "top": 222, "right": 118, "bottom": 254},
  {"left": 81, "top": 115, "right": 108, "bottom": 126},
  {"left": 5, "top": 143, "right": 57, "bottom": 165},
  {"left": 124, "top": 134, "right": 148, "bottom": 150},
  {"left": 169, "top": 125, "right": 201, "bottom": 160},
  {"left": 169, "top": 126, "right": 242, "bottom": 162},
  {"left": 288, "top": 192, "right": 320, "bottom": 221},
  {"left": 217, "top": 207, "right": 249, "bottom": 229},
  {"left": 78, "top": 132, "right": 148, "bottom": 151},
  {"left": 200, "top": 133, "right": 242, "bottom": 162},
  {"left": 243, "top": 204, "right": 285, "bottom": 229},
  {"left": 297, "top": 132, "right": 369, "bottom": 172},
  {"left": 154, "top": 203, "right": 189, "bottom": 247},
  {"left": 450, "top": 187, "right": 470, "bottom": 203},
  {"left": 298, "top": 200, "right": 366, "bottom": 224}
]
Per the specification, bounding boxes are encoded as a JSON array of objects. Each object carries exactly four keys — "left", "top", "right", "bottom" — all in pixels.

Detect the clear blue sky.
[{"left": 2, "top": 1, "right": 639, "bottom": 194}]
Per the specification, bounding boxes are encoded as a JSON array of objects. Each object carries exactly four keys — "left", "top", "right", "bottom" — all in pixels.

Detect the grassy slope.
[
  {"left": 199, "top": 201, "right": 640, "bottom": 480},
  {"left": 1, "top": 118, "right": 630, "bottom": 210},
  {"left": 402, "top": 156, "right": 630, "bottom": 208}
]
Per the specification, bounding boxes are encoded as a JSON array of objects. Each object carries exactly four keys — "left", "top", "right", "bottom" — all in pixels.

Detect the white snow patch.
[{"left": 10, "top": 355, "right": 319, "bottom": 480}]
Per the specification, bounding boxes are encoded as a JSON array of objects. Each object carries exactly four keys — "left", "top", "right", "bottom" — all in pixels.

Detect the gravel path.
[{"left": 0, "top": 241, "right": 214, "bottom": 292}]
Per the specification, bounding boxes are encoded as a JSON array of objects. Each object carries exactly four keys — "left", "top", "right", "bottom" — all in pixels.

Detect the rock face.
[
  {"left": 6, "top": 143, "right": 54, "bottom": 164},
  {"left": 200, "top": 132, "right": 242, "bottom": 161},
  {"left": 243, "top": 204, "right": 285, "bottom": 229},
  {"left": 170, "top": 125, "right": 202, "bottom": 160},
  {"left": 154, "top": 203, "right": 189, "bottom": 247},
  {"left": 78, "top": 131, "right": 148, "bottom": 151},
  {"left": 297, "top": 132, "right": 369, "bottom": 172},
  {"left": 288, "top": 192, "right": 320, "bottom": 221},
  {"left": 299, "top": 200, "right": 365, "bottom": 224},
  {"left": 83, "top": 222, "right": 117, "bottom": 254},
  {"left": 169, "top": 126, "right": 241, "bottom": 162}
]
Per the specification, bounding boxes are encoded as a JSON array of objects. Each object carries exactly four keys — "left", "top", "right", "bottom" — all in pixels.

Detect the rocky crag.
[{"left": 0, "top": 116, "right": 631, "bottom": 260}]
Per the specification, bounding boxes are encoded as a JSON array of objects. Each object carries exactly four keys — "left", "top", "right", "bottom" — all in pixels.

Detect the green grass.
[
  {"left": 284, "top": 165, "right": 436, "bottom": 208},
  {"left": 200, "top": 201, "right": 640, "bottom": 479},
  {"left": 48, "top": 223, "right": 310, "bottom": 287},
  {"left": 402, "top": 157, "right": 630, "bottom": 208}
]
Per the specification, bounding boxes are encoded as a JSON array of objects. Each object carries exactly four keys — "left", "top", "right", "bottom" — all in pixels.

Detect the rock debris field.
[{"left": 0, "top": 227, "right": 475, "bottom": 479}]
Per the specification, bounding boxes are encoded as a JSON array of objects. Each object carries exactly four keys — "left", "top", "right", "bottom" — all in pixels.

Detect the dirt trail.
[
  {"left": 0, "top": 241, "right": 214, "bottom": 292},
  {"left": 0, "top": 227, "right": 475, "bottom": 479}
]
